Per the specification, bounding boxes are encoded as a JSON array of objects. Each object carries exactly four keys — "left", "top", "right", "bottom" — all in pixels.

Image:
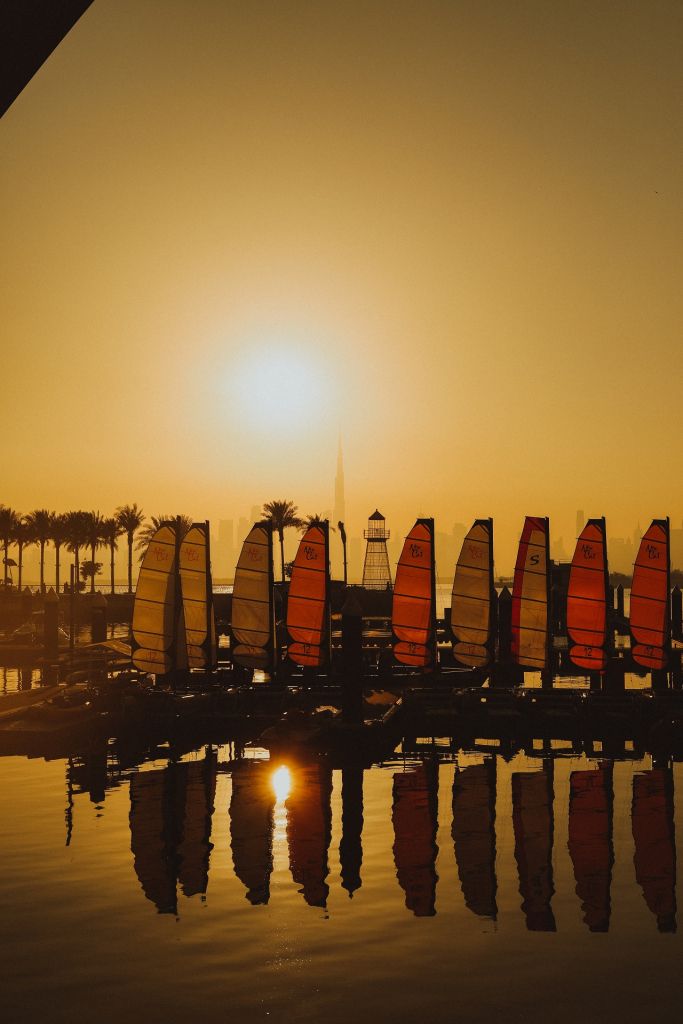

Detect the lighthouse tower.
[{"left": 362, "top": 510, "right": 392, "bottom": 590}]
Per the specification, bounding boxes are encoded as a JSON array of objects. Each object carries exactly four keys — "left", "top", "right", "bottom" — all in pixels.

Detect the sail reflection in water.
[
  {"left": 632, "top": 768, "right": 677, "bottom": 933},
  {"left": 568, "top": 764, "right": 614, "bottom": 932},
  {"left": 512, "top": 765, "right": 556, "bottom": 931},
  {"left": 392, "top": 761, "right": 439, "bottom": 917},
  {"left": 286, "top": 763, "right": 333, "bottom": 908},
  {"left": 229, "top": 761, "right": 275, "bottom": 905},
  {"left": 452, "top": 758, "right": 497, "bottom": 921},
  {"left": 129, "top": 753, "right": 216, "bottom": 915}
]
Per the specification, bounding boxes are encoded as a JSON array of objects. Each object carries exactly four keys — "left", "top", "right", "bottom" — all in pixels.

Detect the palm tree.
[
  {"left": 12, "top": 517, "right": 36, "bottom": 593},
  {"left": 0, "top": 506, "right": 20, "bottom": 589},
  {"left": 50, "top": 513, "right": 69, "bottom": 592},
  {"left": 115, "top": 504, "right": 145, "bottom": 593},
  {"left": 300, "top": 513, "right": 335, "bottom": 531},
  {"left": 262, "top": 500, "right": 304, "bottom": 582},
  {"left": 84, "top": 512, "right": 105, "bottom": 593},
  {"left": 135, "top": 515, "right": 193, "bottom": 561},
  {"left": 63, "top": 510, "right": 91, "bottom": 591},
  {"left": 25, "top": 509, "right": 55, "bottom": 592},
  {"left": 100, "top": 517, "right": 124, "bottom": 593},
  {"left": 80, "top": 560, "right": 103, "bottom": 588}
]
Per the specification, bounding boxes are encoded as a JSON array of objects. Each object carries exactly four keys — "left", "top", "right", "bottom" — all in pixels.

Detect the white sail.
[
  {"left": 232, "top": 524, "right": 272, "bottom": 669},
  {"left": 132, "top": 523, "right": 185, "bottom": 673},
  {"left": 451, "top": 520, "right": 492, "bottom": 667},
  {"left": 180, "top": 524, "right": 216, "bottom": 669}
]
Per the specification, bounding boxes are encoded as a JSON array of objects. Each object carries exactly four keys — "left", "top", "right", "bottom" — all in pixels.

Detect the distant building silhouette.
[
  {"left": 362, "top": 510, "right": 392, "bottom": 590},
  {"left": 575, "top": 510, "right": 585, "bottom": 539},
  {"left": 333, "top": 433, "right": 345, "bottom": 527}
]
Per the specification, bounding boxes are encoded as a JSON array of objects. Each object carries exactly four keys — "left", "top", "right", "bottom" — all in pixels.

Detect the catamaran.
[
  {"left": 392, "top": 518, "right": 436, "bottom": 668},
  {"left": 450, "top": 518, "right": 494, "bottom": 668}
]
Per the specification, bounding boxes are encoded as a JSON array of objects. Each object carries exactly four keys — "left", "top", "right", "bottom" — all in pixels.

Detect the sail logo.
[
  {"left": 182, "top": 546, "right": 200, "bottom": 562},
  {"left": 409, "top": 543, "right": 424, "bottom": 559},
  {"left": 530, "top": 554, "right": 540, "bottom": 566},
  {"left": 152, "top": 546, "right": 171, "bottom": 562},
  {"left": 581, "top": 544, "right": 596, "bottom": 560},
  {"left": 646, "top": 544, "right": 660, "bottom": 560},
  {"left": 468, "top": 544, "right": 483, "bottom": 560},
  {"left": 303, "top": 545, "right": 318, "bottom": 561},
  {"left": 247, "top": 546, "right": 263, "bottom": 563}
]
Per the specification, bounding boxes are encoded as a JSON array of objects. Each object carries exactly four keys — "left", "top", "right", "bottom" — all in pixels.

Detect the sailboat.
[
  {"left": 567, "top": 518, "right": 610, "bottom": 672},
  {"left": 392, "top": 761, "right": 439, "bottom": 916},
  {"left": 231, "top": 522, "right": 275, "bottom": 670},
  {"left": 180, "top": 523, "right": 217, "bottom": 671},
  {"left": 229, "top": 760, "right": 275, "bottom": 905},
  {"left": 452, "top": 758, "right": 498, "bottom": 920},
  {"left": 450, "top": 519, "right": 494, "bottom": 668},
  {"left": 630, "top": 519, "right": 670, "bottom": 671},
  {"left": 512, "top": 765, "right": 556, "bottom": 931},
  {"left": 286, "top": 522, "right": 331, "bottom": 668},
  {"left": 632, "top": 767, "right": 676, "bottom": 932},
  {"left": 132, "top": 520, "right": 216, "bottom": 675},
  {"left": 392, "top": 518, "right": 436, "bottom": 668},
  {"left": 568, "top": 763, "right": 614, "bottom": 931},
  {"left": 512, "top": 517, "right": 550, "bottom": 670}
]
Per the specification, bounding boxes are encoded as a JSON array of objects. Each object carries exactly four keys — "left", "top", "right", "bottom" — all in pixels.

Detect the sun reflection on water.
[{"left": 272, "top": 765, "right": 291, "bottom": 802}]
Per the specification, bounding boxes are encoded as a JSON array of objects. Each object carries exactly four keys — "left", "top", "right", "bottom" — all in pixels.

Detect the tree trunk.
[
  {"left": 90, "top": 543, "right": 96, "bottom": 593},
  {"left": 18, "top": 542, "right": 23, "bottom": 592},
  {"left": 128, "top": 534, "right": 133, "bottom": 593},
  {"left": 55, "top": 544, "right": 61, "bottom": 592},
  {"left": 110, "top": 542, "right": 115, "bottom": 594},
  {"left": 3, "top": 539, "right": 8, "bottom": 587},
  {"left": 279, "top": 532, "right": 285, "bottom": 582},
  {"left": 40, "top": 540, "right": 45, "bottom": 593}
]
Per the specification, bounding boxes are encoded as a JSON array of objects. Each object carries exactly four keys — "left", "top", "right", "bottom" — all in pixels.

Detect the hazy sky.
[{"left": 1, "top": 0, "right": 682, "bottom": 572}]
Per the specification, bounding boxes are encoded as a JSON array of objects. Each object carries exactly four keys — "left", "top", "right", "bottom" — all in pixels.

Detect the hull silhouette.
[
  {"left": 452, "top": 759, "right": 497, "bottom": 920},
  {"left": 129, "top": 755, "right": 216, "bottom": 914},
  {"left": 632, "top": 768, "right": 677, "bottom": 932},
  {"left": 286, "top": 763, "right": 333, "bottom": 907},
  {"left": 229, "top": 760, "right": 275, "bottom": 905},
  {"left": 512, "top": 767, "right": 556, "bottom": 931},
  {"left": 392, "top": 761, "right": 439, "bottom": 916},
  {"left": 568, "top": 764, "right": 614, "bottom": 931}
]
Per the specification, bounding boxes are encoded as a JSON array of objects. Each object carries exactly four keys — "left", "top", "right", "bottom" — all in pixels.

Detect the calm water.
[{"left": 2, "top": 743, "right": 682, "bottom": 1024}]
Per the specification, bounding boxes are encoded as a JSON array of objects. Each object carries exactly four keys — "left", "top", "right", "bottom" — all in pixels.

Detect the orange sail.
[
  {"left": 450, "top": 519, "right": 494, "bottom": 668},
  {"left": 512, "top": 767, "right": 555, "bottom": 931},
  {"left": 630, "top": 519, "right": 670, "bottom": 670},
  {"left": 568, "top": 764, "right": 613, "bottom": 931},
  {"left": 567, "top": 519, "right": 609, "bottom": 672},
  {"left": 230, "top": 760, "right": 275, "bottom": 905},
  {"left": 512, "top": 517, "right": 549, "bottom": 670},
  {"left": 392, "top": 762, "right": 439, "bottom": 917},
  {"left": 452, "top": 759, "right": 497, "bottom": 920},
  {"left": 286, "top": 762, "right": 333, "bottom": 908},
  {"left": 392, "top": 519, "right": 435, "bottom": 667},
  {"left": 286, "top": 523, "right": 330, "bottom": 667},
  {"left": 632, "top": 768, "right": 676, "bottom": 932}
]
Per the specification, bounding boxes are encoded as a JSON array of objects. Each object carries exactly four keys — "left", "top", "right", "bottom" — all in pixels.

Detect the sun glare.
[
  {"left": 228, "top": 346, "right": 330, "bottom": 433},
  {"left": 272, "top": 765, "right": 291, "bottom": 802}
]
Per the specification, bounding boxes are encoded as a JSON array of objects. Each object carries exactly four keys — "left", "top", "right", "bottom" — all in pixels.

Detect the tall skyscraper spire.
[{"left": 334, "top": 431, "right": 345, "bottom": 526}]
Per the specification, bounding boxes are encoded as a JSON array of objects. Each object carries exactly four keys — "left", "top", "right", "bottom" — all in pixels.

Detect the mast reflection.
[
  {"left": 392, "top": 760, "right": 439, "bottom": 917},
  {"left": 452, "top": 758, "right": 498, "bottom": 921},
  {"left": 568, "top": 763, "right": 614, "bottom": 932},
  {"left": 286, "top": 762, "right": 333, "bottom": 908},
  {"left": 229, "top": 760, "right": 275, "bottom": 905},
  {"left": 339, "top": 767, "right": 364, "bottom": 897},
  {"left": 512, "top": 763, "right": 556, "bottom": 931},
  {"left": 632, "top": 766, "right": 677, "bottom": 933}
]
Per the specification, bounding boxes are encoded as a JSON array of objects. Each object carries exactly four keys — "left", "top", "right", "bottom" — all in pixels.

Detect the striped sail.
[
  {"left": 392, "top": 519, "right": 434, "bottom": 667},
  {"left": 232, "top": 524, "right": 273, "bottom": 669},
  {"left": 287, "top": 523, "right": 329, "bottom": 667},
  {"left": 567, "top": 519, "right": 609, "bottom": 672},
  {"left": 132, "top": 523, "right": 185, "bottom": 674},
  {"left": 451, "top": 519, "right": 493, "bottom": 668},
  {"left": 512, "top": 517, "right": 549, "bottom": 670},
  {"left": 630, "top": 519, "right": 670, "bottom": 670},
  {"left": 180, "top": 524, "right": 216, "bottom": 670}
]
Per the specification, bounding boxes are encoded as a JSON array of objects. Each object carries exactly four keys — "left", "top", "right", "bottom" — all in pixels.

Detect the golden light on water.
[{"left": 272, "top": 765, "right": 291, "bottom": 802}]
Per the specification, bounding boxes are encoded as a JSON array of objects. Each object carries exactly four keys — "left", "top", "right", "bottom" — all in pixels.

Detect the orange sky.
[{"left": 1, "top": 0, "right": 682, "bottom": 573}]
